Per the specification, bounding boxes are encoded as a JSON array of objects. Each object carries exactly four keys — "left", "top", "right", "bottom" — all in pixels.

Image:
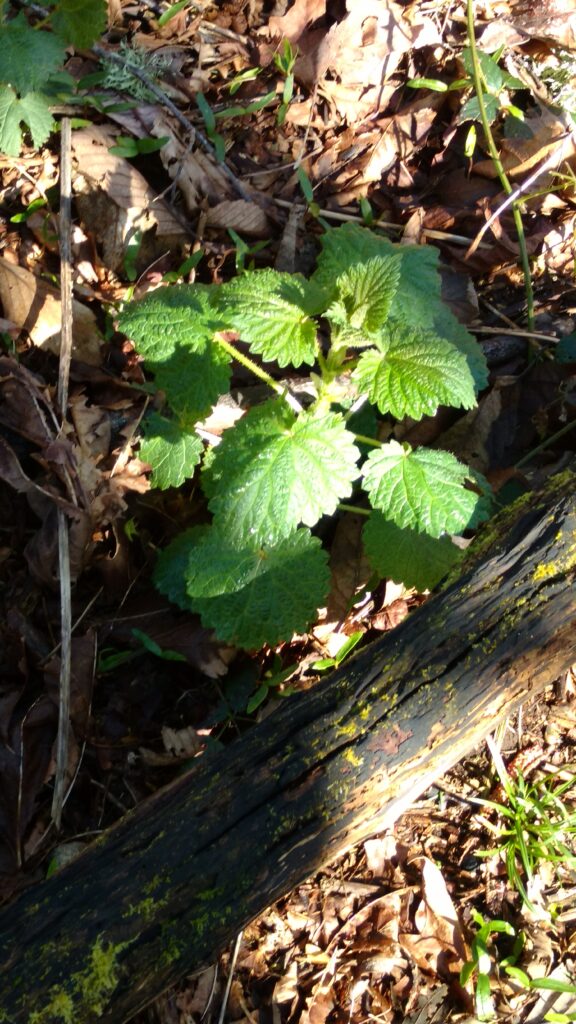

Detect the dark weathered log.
[{"left": 1, "top": 473, "right": 575, "bottom": 1024}]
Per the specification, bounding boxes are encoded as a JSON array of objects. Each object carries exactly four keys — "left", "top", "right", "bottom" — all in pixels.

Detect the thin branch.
[
  {"left": 91, "top": 43, "right": 254, "bottom": 204},
  {"left": 52, "top": 117, "right": 73, "bottom": 830}
]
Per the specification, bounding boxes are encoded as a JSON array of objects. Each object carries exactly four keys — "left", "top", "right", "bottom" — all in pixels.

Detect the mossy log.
[{"left": 1, "top": 473, "right": 576, "bottom": 1024}]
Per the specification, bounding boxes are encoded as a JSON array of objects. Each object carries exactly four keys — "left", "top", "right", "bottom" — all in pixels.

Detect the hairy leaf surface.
[
  {"left": 214, "top": 269, "right": 325, "bottom": 366},
  {"left": 363, "top": 440, "right": 479, "bottom": 537},
  {"left": 118, "top": 286, "right": 222, "bottom": 361},
  {"left": 140, "top": 413, "right": 203, "bottom": 489},
  {"left": 205, "top": 400, "right": 360, "bottom": 545},
  {"left": 363, "top": 512, "right": 462, "bottom": 591},
  {"left": 352, "top": 323, "right": 477, "bottom": 418}
]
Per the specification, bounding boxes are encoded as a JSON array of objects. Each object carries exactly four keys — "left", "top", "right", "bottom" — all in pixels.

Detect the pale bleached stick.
[{"left": 51, "top": 117, "right": 74, "bottom": 830}]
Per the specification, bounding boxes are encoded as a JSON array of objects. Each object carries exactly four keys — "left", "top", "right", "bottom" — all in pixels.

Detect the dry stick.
[
  {"left": 90, "top": 43, "right": 254, "bottom": 204},
  {"left": 272, "top": 198, "right": 491, "bottom": 248},
  {"left": 51, "top": 117, "right": 74, "bottom": 830},
  {"left": 465, "top": 130, "right": 576, "bottom": 259}
]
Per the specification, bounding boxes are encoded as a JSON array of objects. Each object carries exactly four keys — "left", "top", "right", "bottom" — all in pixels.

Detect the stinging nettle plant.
[{"left": 119, "top": 224, "right": 493, "bottom": 650}]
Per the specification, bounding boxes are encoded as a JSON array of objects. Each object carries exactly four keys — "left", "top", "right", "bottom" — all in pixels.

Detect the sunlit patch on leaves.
[
  {"left": 214, "top": 270, "right": 326, "bottom": 367},
  {"left": 352, "top": 323, "right": 477, "bottom": 419},
  {"left": 121, "top": 224, "right": 492, "bottom": 649},
  {"left": 0, "top": 86, "right": 54, "bottom": 155},
  {"left": 333, "top": 254, "right": 402, "bottom": 333},
  {"left": 204, "top": 401, "right": 360, "bottom": 546},
  {"left": 362, "top": 441, "right": 481, "bottom": 537}
]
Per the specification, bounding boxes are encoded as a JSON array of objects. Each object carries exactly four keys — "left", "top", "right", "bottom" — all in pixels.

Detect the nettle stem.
[
  {"left": 352, "top": 433, "right": 382, "bottom": 448},
  {"left": 465, "top": 0, "right": 534, "bottom": 329},
  {"left": 215, "top": 334, "right": 303, "bottom": 414},
  {"left": 338, "top": 503, "right": 370, "bottom": 516}
]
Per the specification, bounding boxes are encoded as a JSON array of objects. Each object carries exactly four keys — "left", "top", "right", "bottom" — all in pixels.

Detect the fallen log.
[{"left": 1, "top": 472, "right": 575, "bottom": 1024}]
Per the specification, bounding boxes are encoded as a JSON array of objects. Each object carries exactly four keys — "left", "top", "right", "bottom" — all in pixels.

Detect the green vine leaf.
[
  {"left": 0, "top": 86, "right": 54, "bottom": 155},
  {"left": 118, "top": 287, "right": 231, "bottom": 419},
  {"left": 214, "top": 269, "right": 325, "bottom": 367},
  {"left": 205, "top": 400, "right": 360, "bottom": 545},
  {"left": 139, "top": 412, "right": 203, "bottom": 490},
  {"left": 352, "top": 322, "right": 477, "bottom": 418},
  {"left": 155, "top": 525, "right": 330, "bottom": 647},
  {"left": 51, "top": 0, "right": 108, "bottom": 49},
  {"left": 0, "top": 14, "right": 65, "bottom": 95},
  {"left": 363, "top": 512, "right": 463, "bottom": 591},
  {"left": 363, "top": 440, "right": 480, "bottom": 537},
  {"left": 334, "top": 254, "right": 402, "bottom": 333}
]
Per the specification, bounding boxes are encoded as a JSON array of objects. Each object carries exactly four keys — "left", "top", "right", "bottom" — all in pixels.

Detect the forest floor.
[{"left": 1, "top": 0, "right": 576, "bottom": 1021}]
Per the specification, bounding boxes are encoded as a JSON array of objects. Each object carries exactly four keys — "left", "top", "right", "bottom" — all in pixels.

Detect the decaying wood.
[{"left": 1, "top": 473, "right": 575, "bottom": 1024}]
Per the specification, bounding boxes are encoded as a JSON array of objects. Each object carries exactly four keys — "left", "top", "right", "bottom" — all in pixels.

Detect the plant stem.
[
  {"left": 514, "top": 418, "right": 576, "bottom": 469},
  {"left": 338, "top": 503, "right": 371, "bottom": 516},
  {"left": 465, "top": 0, "right": 534, "bottom": 329},
  {"left": 352, "top": 433, "right": 382, "bottom": 448},
  {"left": 215, "top": 335, "right": 303, "bottom": 413}
]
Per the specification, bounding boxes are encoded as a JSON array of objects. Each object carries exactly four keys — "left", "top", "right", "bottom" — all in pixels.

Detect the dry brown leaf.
[
  {"left": 481, "top": 0, "right": 576, "bottom": 49},
  {"left": 269, "top": 0, "right": 326, "bottom": 41},
  {"left": 72, "top": 125, "right": 186, "bottom": 273},
  {"left": 136, "top": 108, "right": 235, "bottom": 211},
  {"left": 0, "top": 259, "right": 101, "bottom": 363},
  {"left": 296, "top": 0, "right": 440, "bottom": 120},
  {"left": 205, "top": 199, "right": 270, "bottom": 236}
]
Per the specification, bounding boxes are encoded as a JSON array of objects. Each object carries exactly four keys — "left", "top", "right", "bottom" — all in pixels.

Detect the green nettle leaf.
[
  {"left": 0, "top": 86, "right": 54, "bottom": 155},
  {"left": 153, "top": 529, "right": 199, "bottom": 610},
  {"left": 118, "top": 287, "right": 231, "bottom": 419},
  {"left": 352, "top": 322, "right": 477, "bottom": 418},
  {"left": 363, "top": 512, "right": 463, "bottom": 591},
  {"left": 363, "top": 440, "right": 480, "bottom": 537},
  {"left": 335, "top": 254, "right": 402, "bottom": 332},
  {"left": 205, "top": 400, "right": 360, "bottom": 545},
  {"left": 185, "top": 527, "right": 331, "bottom": 648},
  {"left": 139, "top": 412, "right": 203, "bottom": 490},
  {"left": 154, "top": 342, "right": 232, "bottom": 422},
  {"left": 118, "top": 286, "right": 221, "bottom": 362},
  {"left": 0, "top": 14, "right": 65, "bottom": 95},
  {"left": 214, "top": 269, "right": 325, "bottom": 367},
  {"left": 51, "top": 0, "right": 108, "bottom": 49},
  {"left": 313, "top": 224, "right": 488, "bottom": 391}
]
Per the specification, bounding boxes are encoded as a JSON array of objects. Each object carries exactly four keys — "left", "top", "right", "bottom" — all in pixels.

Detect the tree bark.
[{"left": 1, "top": 473, "right": 575, "bottom": 1024}]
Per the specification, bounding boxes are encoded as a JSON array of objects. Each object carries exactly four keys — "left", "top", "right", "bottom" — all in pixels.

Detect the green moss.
[
  {"left": 29, "top": 992, "right": 75, "bottom": 1024},
  {"left": 19, "top": 936, "right": 130, "bottom": 1023}
]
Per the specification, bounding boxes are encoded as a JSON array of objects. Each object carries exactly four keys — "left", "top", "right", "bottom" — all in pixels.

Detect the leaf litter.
[{"left": 0, "top": 0, "right": 576, "bottom": 1021}]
